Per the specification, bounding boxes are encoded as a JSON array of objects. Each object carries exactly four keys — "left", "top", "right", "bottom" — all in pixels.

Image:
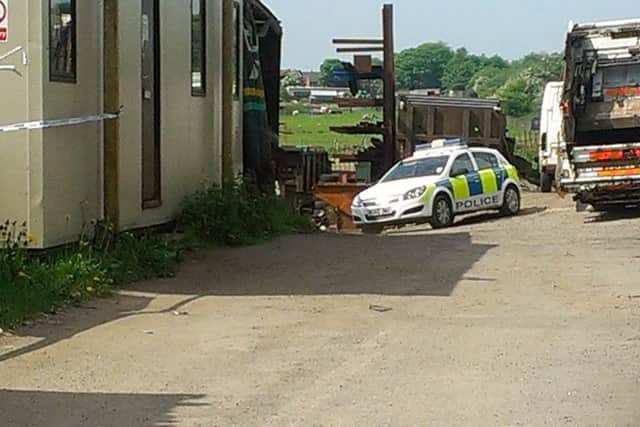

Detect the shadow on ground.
[
  {"left": 132, "top": 232, "right": 496, "bottom": 298},
  {"left": 0, "top": 390, "right": 207, "bottom": 427},
  {"left": 455, "top": 207, "right": 547, "bottom": 227},
  {"left": 586, "top": 206, "right": 640, "bottom": 223},
  {"left": 1, "top": 232, "right": 495, "bottom": 362}
]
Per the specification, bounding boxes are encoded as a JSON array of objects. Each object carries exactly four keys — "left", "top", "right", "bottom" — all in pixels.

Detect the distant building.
[
  {"left": 302, "top": 71, "right": 320, "bottom": 87},
  {"left": 285, "top": 86, "right": 351, "bottom": 103}
]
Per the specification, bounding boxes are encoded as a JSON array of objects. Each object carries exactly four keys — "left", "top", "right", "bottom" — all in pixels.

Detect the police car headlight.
[
  {"left": 352, "top": 196, "right": 363, "bottom": 208},
  {"left": 403, "top": 186, "right": 427, "bottom": 200}
]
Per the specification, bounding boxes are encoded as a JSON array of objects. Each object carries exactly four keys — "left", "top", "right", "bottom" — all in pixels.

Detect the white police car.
[{"left": 351, "top": 139, "right": 522, "bottom": 233}]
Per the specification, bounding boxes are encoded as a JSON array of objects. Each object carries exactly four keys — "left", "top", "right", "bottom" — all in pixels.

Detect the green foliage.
[
  {"left": 0, "top": 222, "right": 182, "bottom": 327},
  {"left": 392, "top": 42, "right": 563, "bottom": 117},
  {"left": 282, "top": 70, "right": 304, "bottom": 87},
  {"left": 319, "top": 59, "right": 344, "bottom": 87},
  {"left": 467, "top": 66, "right": 510, "bottom": 98},
  {"left": 179, "top": 182, "right": 312, "bottom": 247},
  {"left": 441, "top": 48, "right": 482, "bottom": 91},
  {"left": 395, "top": 42, "right": 454, "bottom": 90},
  {"left": 100, "top": 232, "right": 182, "bottom": 286},
  {"left": 498, "top": 78, "right": 536, "bottom": 117}
]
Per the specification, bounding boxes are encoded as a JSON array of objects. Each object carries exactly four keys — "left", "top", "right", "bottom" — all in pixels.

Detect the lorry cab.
[{"left": 538, "top": 81, "right": 564, "bottom": 192}]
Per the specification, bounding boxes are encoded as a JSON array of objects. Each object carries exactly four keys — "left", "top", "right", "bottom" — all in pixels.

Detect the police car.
[{"left": 351, "top": 139, "right": 522, "bottom": 232}]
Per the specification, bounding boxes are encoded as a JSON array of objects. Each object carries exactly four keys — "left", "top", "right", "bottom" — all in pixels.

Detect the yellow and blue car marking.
[{"left": 423, "top": 165, "right": 519, "bottom": 212}]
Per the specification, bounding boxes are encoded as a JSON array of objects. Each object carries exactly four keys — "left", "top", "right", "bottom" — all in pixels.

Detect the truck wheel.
[
  {"left": 430, "top": 194, "right": 454, "bottom": 229},
  {"left": 361, "top": 225, "right": 384, "bottom": 235},
  {"left": 540, "top": 173, "right": 553, "bottom": 193},
  {"left": 500, "top": 185, "right": 521, "bottom": 216}
]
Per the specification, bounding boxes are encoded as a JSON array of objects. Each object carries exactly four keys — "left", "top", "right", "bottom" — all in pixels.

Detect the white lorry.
[
  {"left": 538, "top": 81, "right": 564, "bottom": 192},
  {"left": 559, "top": 18, "right": 640, "bottom": 210}
]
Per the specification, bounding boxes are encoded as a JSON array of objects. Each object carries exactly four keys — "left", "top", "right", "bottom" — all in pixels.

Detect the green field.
[
  {"left": 280, "top": 104, "right": 539, "bottom": 164},
  {"left": 280, "top": 107, "right": 381, "bottom": 153},
  {"left": 507, "top": 114, "right": 539, "bottom": 164}
]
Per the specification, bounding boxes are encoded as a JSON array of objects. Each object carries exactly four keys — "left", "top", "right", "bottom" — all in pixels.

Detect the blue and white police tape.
[{"left": 0, "top": 112, "right": 119, "bottom": 134}]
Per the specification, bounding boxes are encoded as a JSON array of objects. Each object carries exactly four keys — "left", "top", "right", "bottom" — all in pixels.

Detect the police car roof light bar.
[{"left": 416, "top": 138, "right": 468, "bottom": 152}]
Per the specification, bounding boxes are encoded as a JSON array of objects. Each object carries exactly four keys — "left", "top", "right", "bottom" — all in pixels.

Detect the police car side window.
[
  {"left": 473, "top": 152, "right": 499, "bottom": 170},
  {"left": 451, "top": 154, "right": 475, "bottom": 176}
]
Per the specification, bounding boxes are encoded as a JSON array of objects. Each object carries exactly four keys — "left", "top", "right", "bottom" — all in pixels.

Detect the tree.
[
  {"left": 467, "top": 66, "right": 510, "bottom": 98},
  {"left": 498, "top": 77, "right": 537, "bottom": 117},
  {"left": 395, "top": 42, "right": 454, "bottom": 90},
  {"left": 319, "top": 59, "right": 344, "bottom": 87},
  {"left": 442, "top": 48, "right": 481, "bottom": 91},
  {"left": 281, "top": 70, "right": 303, "bottom": 87}
]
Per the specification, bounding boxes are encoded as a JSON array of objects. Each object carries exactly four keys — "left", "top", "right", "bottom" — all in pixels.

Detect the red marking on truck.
[
  {"left": 589, "top": 149, "right": 640, "bottom": 162},
  {"left": 605, "top": 87, "right": 640, "bottom": 97}
]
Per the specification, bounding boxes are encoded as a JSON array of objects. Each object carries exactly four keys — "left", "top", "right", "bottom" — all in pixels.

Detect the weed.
[{"left": 179, "top": 181, "right": 313, "bottom": 246}]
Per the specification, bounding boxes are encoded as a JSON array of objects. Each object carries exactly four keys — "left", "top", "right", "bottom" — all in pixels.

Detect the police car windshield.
[{"left": 381, "top": 156, "right": 449, "bottom": 183}]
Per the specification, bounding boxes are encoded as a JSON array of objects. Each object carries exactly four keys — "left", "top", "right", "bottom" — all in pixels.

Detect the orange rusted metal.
[{"left": 314, "top": 183, "right": 368, "bottom": 230}]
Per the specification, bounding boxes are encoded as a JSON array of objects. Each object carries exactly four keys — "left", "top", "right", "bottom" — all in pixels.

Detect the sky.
[{"left": 264, "top": 0, "right": 639, "bottom": 70}]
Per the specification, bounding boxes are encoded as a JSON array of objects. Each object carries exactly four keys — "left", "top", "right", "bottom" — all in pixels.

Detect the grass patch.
[
  {"left": 0, "top": 220, "right": 182, "bottom": 328},
  {"left": 507, "top": 114, "right": 539, "bottom": 165},
  {"left": 280, "top": 107, "right": 381, "bottom": 152},
  {"left": 1, "top": 184, "right": 310, "bottom": 328}
]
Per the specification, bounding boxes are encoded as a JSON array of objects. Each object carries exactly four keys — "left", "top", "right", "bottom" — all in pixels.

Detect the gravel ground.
[{"left": 1, "top": 193, "right": 639, "bottom": 427}]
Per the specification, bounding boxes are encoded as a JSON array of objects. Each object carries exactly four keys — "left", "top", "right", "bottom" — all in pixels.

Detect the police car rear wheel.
[
  {"left": 430, "top": 195, "right": 454, "bottom": 229},
  {"left": 501, "top": 185, "right": 521, "bottom": 216}
]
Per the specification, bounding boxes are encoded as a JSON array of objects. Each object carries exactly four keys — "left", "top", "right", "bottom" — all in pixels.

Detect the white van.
[{"left": 538, "top": 82, "right": 564, "bottom": 192}]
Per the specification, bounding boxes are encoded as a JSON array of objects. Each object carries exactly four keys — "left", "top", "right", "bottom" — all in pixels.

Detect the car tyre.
[
  {"left": 501, "top": 185, "right": 521, "bottom": 216},
  {"left": 540, "top": 173, "right": 553, "bottom": 193},
  {"left": 430, "top": 194, "right": 454, "bottom": 229}
]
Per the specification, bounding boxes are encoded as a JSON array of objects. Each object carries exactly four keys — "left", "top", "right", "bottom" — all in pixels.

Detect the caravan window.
[
  {"left": 50, "top": 0, "right": 76, "bottom": 83},
  {"left": 191, "top": 0, "right": 207, "bottom": 96}
]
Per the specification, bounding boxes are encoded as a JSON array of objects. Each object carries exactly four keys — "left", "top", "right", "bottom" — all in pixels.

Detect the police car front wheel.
[
  {"left": 430, "top": 194, "right": 454, "bottom": 229},
  {"left": 500, "top": 185, "right": 521, "bottom": 216}
]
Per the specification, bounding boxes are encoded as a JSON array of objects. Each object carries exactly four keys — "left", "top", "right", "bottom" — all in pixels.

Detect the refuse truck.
[{"left": 559, "top": 18, "right": 640, "bottom": 210}]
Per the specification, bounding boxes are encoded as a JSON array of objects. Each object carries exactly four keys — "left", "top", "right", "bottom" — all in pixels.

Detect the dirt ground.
[{"left": 1, "top": 193, "right": 639, "bottom": 427}]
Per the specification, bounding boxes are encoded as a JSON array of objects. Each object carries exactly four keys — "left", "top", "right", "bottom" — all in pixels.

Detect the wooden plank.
[
  {"left": 382, "top": 4, "right": 396, "bottom": 168},
  {"left": 484, "top": 110, "right": 493, "bottom": 139},
  {"left": 103, "top": 0, "right": 120, "bottom": 228},
  {"left": 333, "top": 38, "right": 384, "bottom": 45},
  {"left": 462, "top": 109, "right": 471, "bottom": 137},
  {"left": 336, "top": 98, "right": 384, "bottom": 108},
  {"left": 337, "top": 47, "right": 384, "bottom": 53},
  {"left": 222, "top": 0, "right": 234, "bottom": 181},
  {"left": 426, "top": 108, "right": 435, "bottom": 137},
  {"left": 330, "top": 124, "right": 385, "bottom": 135}
]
